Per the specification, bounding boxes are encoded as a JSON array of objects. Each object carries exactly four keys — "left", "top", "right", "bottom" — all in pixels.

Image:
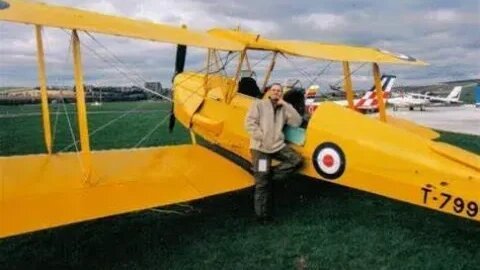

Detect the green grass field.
[{"left": 1, "top": 101, "right": 479, "bottom": 269}]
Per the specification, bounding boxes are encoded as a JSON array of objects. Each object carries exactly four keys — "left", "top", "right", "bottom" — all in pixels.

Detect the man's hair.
[{"left": 269, "top": 82, "right": 283, "bottom": 90}]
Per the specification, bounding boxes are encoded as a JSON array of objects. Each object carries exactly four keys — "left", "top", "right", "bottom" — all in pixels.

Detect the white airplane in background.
[
  {"left": 410, "top": 86, "right": 463, "bottom": 105},
  {"left": 387, "top": 85, "right": 463, "bottom": 111},
  {"left": 387, "top": 92, "right": 429, "bottom": 111}
]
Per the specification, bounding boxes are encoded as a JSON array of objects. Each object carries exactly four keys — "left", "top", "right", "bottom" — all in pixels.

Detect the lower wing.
[{"left": 0, "top": 145, "right": 253, "bottom": 238}]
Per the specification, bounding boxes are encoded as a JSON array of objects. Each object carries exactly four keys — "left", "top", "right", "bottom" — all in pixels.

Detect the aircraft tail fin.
[
  {"left": 381, "top": 75, "right": 397, "bottom": 95},
  {"left": 446, "top": 86, "right": 462, "bottom": 101},
  {"left": 356, "top": 75, "right": 396, "bottom": 107},
  {"left": 365, "top": 75, "right": 396, "bottom": 93}
]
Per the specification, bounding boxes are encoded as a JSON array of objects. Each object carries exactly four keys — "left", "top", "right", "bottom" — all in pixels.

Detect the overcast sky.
[{"left": 0, "top": 0, "right": 478, "bottom": 89}]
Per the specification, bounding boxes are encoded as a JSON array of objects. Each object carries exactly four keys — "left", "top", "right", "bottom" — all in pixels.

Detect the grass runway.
[{"left": 1, "top": 101, "right": 479, "bottom": 269}]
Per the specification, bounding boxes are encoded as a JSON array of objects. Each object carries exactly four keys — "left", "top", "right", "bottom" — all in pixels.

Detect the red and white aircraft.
[{"left": 305, "top": 75, "right": 396, "bottom": 114}]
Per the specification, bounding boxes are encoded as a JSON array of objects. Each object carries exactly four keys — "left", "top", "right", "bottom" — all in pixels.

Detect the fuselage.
[
  {"left": 387, "top": 96, "right": 429, "bottom": 110},
  {"left": 173, "top": 72, "right": 480, "bottom": 222}
]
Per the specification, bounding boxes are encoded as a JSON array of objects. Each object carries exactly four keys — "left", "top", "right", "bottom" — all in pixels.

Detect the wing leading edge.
[
  {"left": 0, "top": 0, "right": 243, "bottom": 51},
  {"left": 208, "top": 28, "right": 427, "bottom": 65}
]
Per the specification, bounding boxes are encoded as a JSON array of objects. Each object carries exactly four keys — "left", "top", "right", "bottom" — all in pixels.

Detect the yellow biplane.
[{"left": 1, "top": 0, "right": 479, "bottom": 239}]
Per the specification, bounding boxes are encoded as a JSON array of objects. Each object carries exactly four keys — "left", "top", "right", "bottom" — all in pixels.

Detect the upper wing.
[
  {"left": 0, "top": 0, "right": 243, "bottom": 51},
  {"left": 0, "top": 145, "right": 253, "bottom": 238},
  {"left": 209, "top": 28, "right": 427, "bottom": 65},
  {"left": 208, "top": 28, "right": 278, "bottom": 51},
  {"left": 277, "top": 40, "right": 427, "bottom": 65}
]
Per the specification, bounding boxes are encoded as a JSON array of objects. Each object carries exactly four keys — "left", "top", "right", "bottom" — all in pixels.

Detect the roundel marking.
[
  {"left": 322, "top": 154, "right": 334, "bottom": 167},
  {"left": 312, "top": 142, "right": 346, "bottom": 180}
]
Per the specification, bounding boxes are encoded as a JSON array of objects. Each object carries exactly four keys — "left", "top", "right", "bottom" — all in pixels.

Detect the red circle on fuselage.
[{"left": 322, "top": 154, "right": 334, "bottom": 167}]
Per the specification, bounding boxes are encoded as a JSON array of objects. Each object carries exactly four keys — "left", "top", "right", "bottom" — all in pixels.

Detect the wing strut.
[
  {"left": 35, "top": 25, "right": 53, "bottom": 154},
  {"left": 373, "top": 63, "right": 387, "bottom": 121},
  {"left": 342, "top": 61, "right": 355, "bottom": 110},
  {"left": 72, "top": 30, "right": 92, "bottom": 180}
]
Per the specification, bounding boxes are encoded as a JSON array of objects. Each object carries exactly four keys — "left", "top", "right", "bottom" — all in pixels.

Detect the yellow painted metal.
[
  {"left": 72, "top": 30, "right": 92, "bottom": 178},
  {"left": 342, "top": 61, "right": 355, "bottom": 109},
  {"left": 235, "top": 50, "right": 247, "bottom": 81},
  {"left": 386, "top": 116, "right": 440, "bottom": 140},
  {"left": 431, "top": 143, "right": 480, "bottom": 171},
  {"left": 204, "top": 49, "right": 212, "bottom": 93},
  {"left": 173, "top": 72, "right": 234, "bottom": 132},
  {"left": 244, "top": 52, "right": 252, "bottom": 71},
  {"left": 209, "top": 28, "right": 278, "bottom": 51},
  {"left": 0, "top": 145, "right": 253, "bottom": 238},
  {"left": 7, "top": 0, "right": 475, "bottom": 241},
  {"left": 277, "top": 40, "right": 427, "bottom": 65},
  {"left": 173, "top": 75, "right": 480, "bottom": 223},
  {"left": 229, "top": 49, "right": 247, "bottom": 102},
  {"left": 208, "top": 28, "right": 427, "bottom": 65},
  {"left": 373, "top": 63, "right": 387, "bottom": 122},
  {"left": 190, "top": 130, "right": 197, "bottom": 144},
  {"left": 0, "top": 0, "right": 243, "bottom": 51},
  {"left": 34, "top": 25, "right": 52, "bottom": 154},
  {"left": 205, "top": 49, "right": 212, "bottom": 74},
  {"left": 192, "top": 114, "right": 224, "bottom": 136},
  {"left": 212, "top": 50, "right": 221, "bottom": 72},
  {"left": 262, "top": 51, "right": 278, "bottom": 91},
  {"left": 205, "top": 73, "right": 236, "bottom": 102},
  {"left": 1, "top": 1, "right": 424, "bottom": 63},
  {"left": 173, "top": 72, "right": 209, "bottom": 128}
]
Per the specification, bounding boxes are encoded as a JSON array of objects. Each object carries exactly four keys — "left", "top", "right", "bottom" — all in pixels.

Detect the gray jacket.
[{"left": 245, "top": 99, "right": 302, "bottom": 153}]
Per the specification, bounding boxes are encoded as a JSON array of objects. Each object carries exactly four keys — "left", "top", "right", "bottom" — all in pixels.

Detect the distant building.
[
  {"left": 145, "top": 82, "right": 162, "bottom": 92},
  {"left": 88, "top": 86, "right": 147, "bottom": 102},
  {"left": 145, "top": 82, "right": 167, "bottom": 99}
]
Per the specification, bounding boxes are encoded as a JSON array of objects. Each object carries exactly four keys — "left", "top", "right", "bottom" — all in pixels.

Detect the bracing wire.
[
  {"left": 59, "top": 101, "right": 152, "bottom": 152},
  {"left": 51, "top": 101, "right": 61, "bottom": 147},
  {"left": 133, "top": 112, "right": 171, "bottom": 147},
  {"left": 85, "top": 31, "right": 150, "bottom": 83},
  {"left": 72, "top": 30, "right": 239, "bottom": 104},
  {"left": 59, "top": 91, "right": 86, "bottom": 173},
  {"left": 310, "top": 61, "right": 333, "bottom": 86},
  {"left": 331, "top": 62, "right": 368, "bottom": 88},
  {"left": 43, "top": 28, "right": 78, "bottom": 152},
  {"left": 249, "top": 51, "right": 275, "bottom": 71},
  {"left": 57, "top": 30, "right": 239, "bottom": 150},
  {"left": 280, "top": 54, "right": 316, "bottom": 85}
]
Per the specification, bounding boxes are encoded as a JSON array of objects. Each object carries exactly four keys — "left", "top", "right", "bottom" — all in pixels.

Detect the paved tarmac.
[{"left": 387, "top": 105, "right": 480, "bottom": 136}]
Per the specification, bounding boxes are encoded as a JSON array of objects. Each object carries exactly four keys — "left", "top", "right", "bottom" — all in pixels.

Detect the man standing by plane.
[{"left": 245, "top": 83, "right": 304, "bottom": 224}]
